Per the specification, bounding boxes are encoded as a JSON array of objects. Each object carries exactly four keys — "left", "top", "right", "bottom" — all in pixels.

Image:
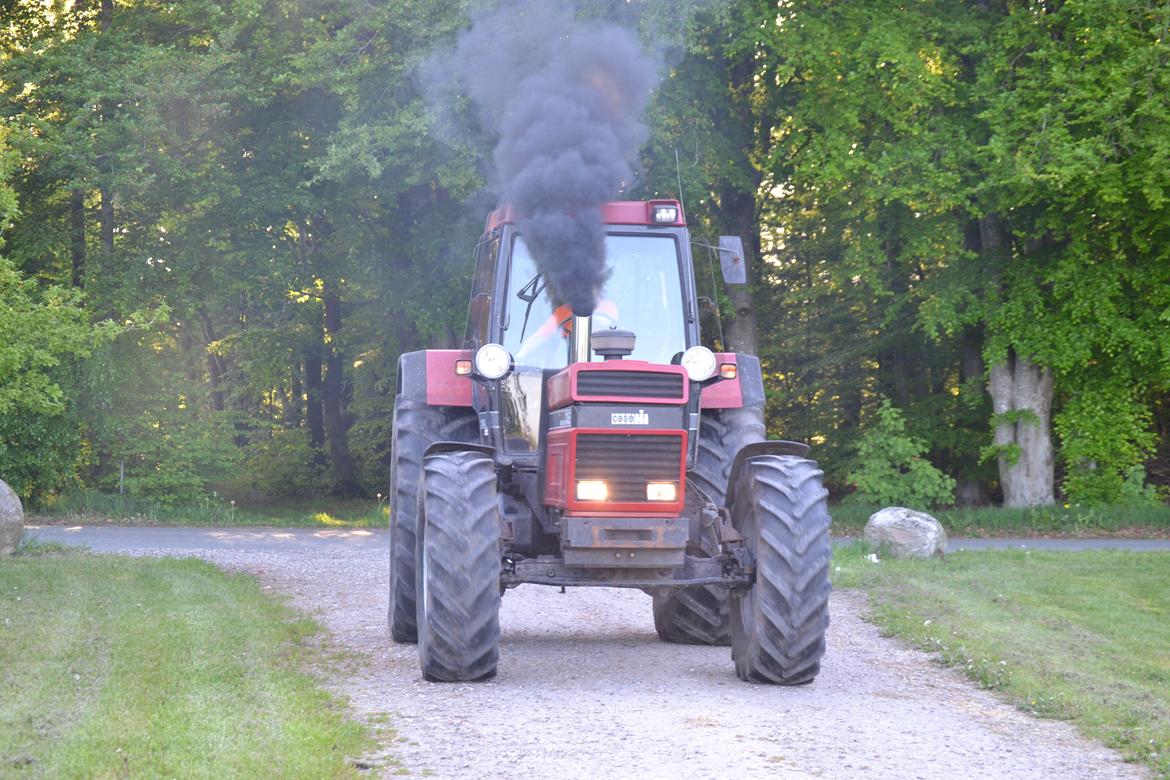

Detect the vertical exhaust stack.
[{"left": 571, "top": 315, "right": 591, "bottom": 364}]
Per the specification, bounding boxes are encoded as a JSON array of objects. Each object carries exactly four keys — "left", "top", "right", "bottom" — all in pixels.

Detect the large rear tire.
[
  {"left": 416, "top": 450, "right": 502, "bottom": 682},
  {"left": 652, "top": 583, "right": 730, "bottom": 645},
  {"left": 652, "top": 408, "right": 765, "bottom": 646},
  {"left": 388, "top": 398, "right": 475, "bottom": 644},
  {"left": 729, "top": 455, "right": 831, "bottom": 685}
]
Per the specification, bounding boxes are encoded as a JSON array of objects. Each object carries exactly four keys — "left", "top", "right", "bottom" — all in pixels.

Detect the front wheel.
[
  {"left": 416, "top": 450, "right": 502, "bottom": 682},
  {"left": 729, "top": 455, "right": 831, "bottom": 685}
]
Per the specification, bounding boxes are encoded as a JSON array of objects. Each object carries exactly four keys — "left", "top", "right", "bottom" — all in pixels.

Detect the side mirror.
[{"left": 718, "top": 236, "right": 747, "bottom": 285}]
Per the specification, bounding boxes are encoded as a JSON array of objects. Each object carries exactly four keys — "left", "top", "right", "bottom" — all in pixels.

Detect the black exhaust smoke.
[{"left": 441, "top": 2, "right": 657, "bottom": 317}]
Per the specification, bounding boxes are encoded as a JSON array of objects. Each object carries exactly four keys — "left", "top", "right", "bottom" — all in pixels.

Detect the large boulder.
[
  {"left": 0, "top": 479, "right": 23, "bottom": 555},
  {"left": 864, "top": 507, "right": 947, "bottom": 558}
]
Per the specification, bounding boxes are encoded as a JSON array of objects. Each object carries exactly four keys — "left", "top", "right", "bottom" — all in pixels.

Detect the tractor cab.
[{"left": 464, "top": 201, "right": 701, "bottom": 459}]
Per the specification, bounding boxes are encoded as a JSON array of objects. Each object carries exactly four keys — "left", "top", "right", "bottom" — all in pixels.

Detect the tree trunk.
[
  {"left": 719, "top": 187, "right": 760, "bottom": 356},
  {"left": 70, "top": 190, "right": 86, "bottom": 287},
  {"left": 977, "top": 214, "right": 1053, "bottom": 506},
  {"left": 877, "top": 234, "right": 913, "bottom": 407},
  {"left": 96, "top": 0, "right": 114, "bottom": 265},
  {"left": 323, "top": 291, "right": 362, "bottom": 495},
  {"left": 304, "top": 349, "right": 326, "bottom": 466},
  {"left": 710, "top": 36, "right": 762, "bottom": 358},
  {"left": 956, "top": 325, "right": 989, "bottom": 505},
  {"left": 196, "top": 307, "right": 226, "bottom": 412},
  {"left": 960, "top": 327, "right": 985, "bottom": 387},
  {"left": 178, "top": 325, "right": 202, "bottom": 384},
  {"left": 988, "top": 350, "right": 1055, "bottom": 507},
  {"left": 99, "top": 188, "right": 114, "bottom": 260},
  {"left": 287, "top": 368, "right": 303, "bottom": 429}
]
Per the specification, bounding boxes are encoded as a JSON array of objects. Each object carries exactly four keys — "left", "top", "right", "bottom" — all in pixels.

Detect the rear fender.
[
  {"left": 423, "top": 441, "right": 496, "bottom": 460},
  {"left": 397, "top": 349, "right": 474, "bottom": 407},
  {"left": 700, "top": 354, "right": 764, "bottom": 410}
]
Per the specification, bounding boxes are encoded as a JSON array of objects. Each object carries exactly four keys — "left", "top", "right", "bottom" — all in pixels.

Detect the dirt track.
[{"left": 29, "top": 526, "right": 1149, "bottom": 778}]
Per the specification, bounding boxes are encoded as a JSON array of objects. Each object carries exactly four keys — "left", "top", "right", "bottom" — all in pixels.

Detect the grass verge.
[
  {"left": 32, "top": 490, "right": 387, "bottom": 528},
  {"left": 0, "top": 546, "right": 373, "bottom": 778},
  {"left": 833, "top": 544, "right": 1170, "bottom": 776},
  {"left": 831, "top": 502, "right": 1170, "bottom": 537}
]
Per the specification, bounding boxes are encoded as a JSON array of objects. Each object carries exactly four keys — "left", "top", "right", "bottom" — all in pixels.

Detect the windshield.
[{"left": 503, "top": 234, "right": 686, "bottom": 368}]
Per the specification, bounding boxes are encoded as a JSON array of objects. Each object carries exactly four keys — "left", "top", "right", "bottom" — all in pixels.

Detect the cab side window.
[{"left": 464, "top": 233, "right": 500, "bottom": 348}]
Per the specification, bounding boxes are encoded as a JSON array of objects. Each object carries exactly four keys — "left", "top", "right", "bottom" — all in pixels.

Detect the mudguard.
[
  {"left": 723, "top": 440, "right": 813, "bottom": 509},
  {"left": 397, "top": 349, "right": 474, "bottom": 407},
  {"left": 700, "top": 354, "right": 765, "bottom": 410},
  {"left": 423, "top": 441, "right": 496, "bottom": 459}
]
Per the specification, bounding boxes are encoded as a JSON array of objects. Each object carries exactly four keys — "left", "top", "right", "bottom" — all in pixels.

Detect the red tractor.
[{"left": 389, "top": 200, "right": 831, "bottom": 684}]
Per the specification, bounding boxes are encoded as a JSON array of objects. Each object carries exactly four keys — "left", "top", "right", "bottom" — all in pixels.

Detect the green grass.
[
  {"left": 0, "top": 547, "right": 374, "bottom": 778},
  {"left": 830, "top": 502, "right": 1170, "bottom": 537},
  {"left": 833, "top": 544, "right": 1170, "bottom": 776},
  {"left": 33, "top": 490, "right": 388, "bottom": 529}
]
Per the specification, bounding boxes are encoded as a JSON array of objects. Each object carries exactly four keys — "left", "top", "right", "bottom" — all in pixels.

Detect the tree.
[
  {"left": 637, "top": 0, "right": 777, "bottom": 356},
  {"left": 0, "top": 124, "right": 121, "bottom": 497}
]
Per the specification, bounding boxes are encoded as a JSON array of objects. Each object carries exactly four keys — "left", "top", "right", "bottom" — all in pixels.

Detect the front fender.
[{"left": 723, "top": 441, "right": 812, "bottom": 509}]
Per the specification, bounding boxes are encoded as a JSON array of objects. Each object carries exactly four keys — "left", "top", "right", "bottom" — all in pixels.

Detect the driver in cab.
[{"left": 515, "top": 299, "right": 620, "bottom": 364}]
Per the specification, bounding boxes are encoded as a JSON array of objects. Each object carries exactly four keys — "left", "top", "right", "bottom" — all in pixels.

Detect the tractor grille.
[
  {"left": 575, "top": 433, "right": 682, "bottom": 503},
  {"left": 576, "top": 370, "right": 684, "bottom": 401}
]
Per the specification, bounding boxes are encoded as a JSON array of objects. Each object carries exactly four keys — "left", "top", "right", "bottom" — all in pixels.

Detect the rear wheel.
[
  {"left": 652, "top": 583, "right": 729, "bottom": 645},
  {"left": 416, "top": 450, "right": 501, "bottom": 682},
  {"left": 388, "top": 399, "right": 475, "bottom": 644},
  {"left": 729, "top": 455, "right": 831, "bottom": 685},
  {"left": 652, "top": 408, "right": 765, "bottom": 646}
]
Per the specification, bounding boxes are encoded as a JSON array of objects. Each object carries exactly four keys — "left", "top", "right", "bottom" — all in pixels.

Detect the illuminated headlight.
[
  {"left": 646, "top": 482, "right": 677, "bottom": 502},
  {"left": 576, "top": 480, "right": 608, "bottom": 501},
  {"left": 473, "top": 343, "right": 512, "bottom": 380},
  {"left": 651, "top": 204, "right": 679, "bottom": 223},
  {"left": 681, "top": 345, "right": 717, "bottom": 381}
]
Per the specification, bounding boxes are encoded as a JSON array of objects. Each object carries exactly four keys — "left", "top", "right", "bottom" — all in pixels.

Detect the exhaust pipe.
[{"left": 571, "top": 315, "right": 591, "bottom": 363}]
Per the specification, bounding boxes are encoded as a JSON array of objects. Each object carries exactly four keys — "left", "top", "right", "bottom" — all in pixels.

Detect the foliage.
[
  {"left": 77, "top": 334, "right": 241, "bottom": 504},
  {"left": 231, "top": 427, "right": 330, "bottom": 500},
  {"left": 1056, "top": 381, "right": 1159, "bottom": 504},
  {"left": 0, "top": 259, "right": 98, "bottom": 416},
  {"left": 0, "top": 411, "right": 83, "bottom": 499},
  {"left": 0, "top": 0, "right": 1168, "bottom": 507},
  {"left": 847, "top": 399, "right": 956, "bottom": 509},
  {"left": 0, "top": 126, "right": 121, "bottom": 499},
  {"left": 1118, "top": 466, "right": 1165, "bottom": 510},
  {"left": 34, "top": 489, "right": 386, "bottom": 527}
]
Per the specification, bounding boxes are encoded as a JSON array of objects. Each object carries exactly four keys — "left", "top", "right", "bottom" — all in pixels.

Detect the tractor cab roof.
[{"left": 484, "top": 199, "right": 686, "bottom": 233}]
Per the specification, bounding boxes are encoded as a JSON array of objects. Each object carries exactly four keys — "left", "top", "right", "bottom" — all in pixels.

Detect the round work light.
[
  {"left": 680, "top": 345, "right": 717, "bottom": 382},
  {"left": 474, "top": 343, "right": 513, "bottom": 380}
]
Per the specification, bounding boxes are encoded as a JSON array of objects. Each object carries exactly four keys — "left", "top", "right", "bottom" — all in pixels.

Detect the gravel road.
[{"left": 28, "top": 526, "right": 1150, "bottom": 779}]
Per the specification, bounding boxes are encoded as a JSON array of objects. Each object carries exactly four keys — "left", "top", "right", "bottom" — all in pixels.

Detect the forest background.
[{"left": 2, "top": 0, "right": 1168, "bottom": 513}]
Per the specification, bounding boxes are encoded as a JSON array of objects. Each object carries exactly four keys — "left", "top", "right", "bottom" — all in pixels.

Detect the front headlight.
[
  {"left": 646, "top": 482, "right": 677, "bottom": 501},
  {"left": 680, "top": 345, "right": 717, "bottom": 381},
  {"left": 576, "top": 480, "right": 608, "bottom": 501},
  {"left": 474, "top": 343, "right": 513, "bottom": 380}
]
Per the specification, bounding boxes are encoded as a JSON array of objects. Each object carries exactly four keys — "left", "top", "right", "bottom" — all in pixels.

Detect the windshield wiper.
[{"left": 516, "top": 272, "right": 546, "bottom": 342}]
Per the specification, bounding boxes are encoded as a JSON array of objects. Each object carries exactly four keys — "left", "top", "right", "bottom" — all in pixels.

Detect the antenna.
[{"left": 674, "top": 147, "right": 686, "bottom": 217}]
